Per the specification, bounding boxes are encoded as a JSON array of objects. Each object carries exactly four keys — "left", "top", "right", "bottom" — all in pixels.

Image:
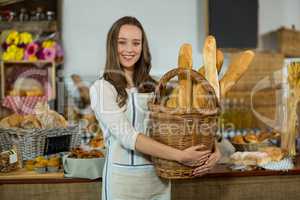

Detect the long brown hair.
[{"left": 103, "top": 16, "right": 156, "bottom": 107}]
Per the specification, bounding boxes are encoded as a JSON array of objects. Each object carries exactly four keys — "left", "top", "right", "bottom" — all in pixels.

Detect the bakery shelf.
[
  {"left": 0, "top": 60, "right": 56, "bottom": 100},
  {"left": 0, "top": 21, "right": 57, "bottom": 32}
]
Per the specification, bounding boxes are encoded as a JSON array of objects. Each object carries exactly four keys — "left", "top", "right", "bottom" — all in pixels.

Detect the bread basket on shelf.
[
  {"left": 231, "top": 142, "right": 270, "bottom": 152},
  {"left": 148, "top": 68, "right": 220, "bottom": 179},
  {"left": 0, "top": 126, "right": 81, "bottom": 161}
]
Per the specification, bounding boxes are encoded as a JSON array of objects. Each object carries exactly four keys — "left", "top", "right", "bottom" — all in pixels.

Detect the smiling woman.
[{"left": 90, "top": 16, "right": 216, "bottom": 200}]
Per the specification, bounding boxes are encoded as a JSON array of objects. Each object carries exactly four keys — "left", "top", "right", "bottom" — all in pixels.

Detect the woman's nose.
[{"left": 124, "top": 43, "right": 133, "bottom": 52}]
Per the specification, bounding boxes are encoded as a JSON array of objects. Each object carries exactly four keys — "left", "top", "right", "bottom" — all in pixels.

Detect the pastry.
[
  {"left": 13, "top": 78, "right": 43, "bottom": 94},
  {"left": 257, "top": 131, "right": 271, "bottom": 142},
  {"left": 88, "top": 123, "right": 100, "bottom": 134},
  {"left": 230, "top": 151, "right": 271, "bottom": 166},
  {"left": 244, "top": 134, "right": 258, "bottom": 143},
  {"left": 231, "top": 135, "right": 246, "bottom": 144},
  {"left": 260, "top": 147, "right": 285, "bottom": 162},
  {"left": 34, "top": 102, "right": 68, "bottom": 128},
  {"left": 20, "top": 115, "right": 41, "bottom": 129},
  {"left": 7, "top": 114, "right": 24, "bottom": 127},
  {"left": 26, "top": 89, "right": 44, "bottom": 97},
  {"left": 90, "top": 135, "right": 104, "bottom": 148}
]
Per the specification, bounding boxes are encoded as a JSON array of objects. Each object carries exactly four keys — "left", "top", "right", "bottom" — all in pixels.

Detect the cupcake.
[
  {"left": 34, "top": 160, "right": 47, "bottom": 173},
  {"left": 25, "top": 160, "right": 35, "bottom": 171},
  {"left": 47, "top": 160, "right": 60, "bottom": 173}
]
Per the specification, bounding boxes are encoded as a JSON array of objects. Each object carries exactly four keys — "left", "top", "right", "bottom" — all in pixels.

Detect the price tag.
[{"left": 9, "top": 150, "right": 18, "bottom": 164}]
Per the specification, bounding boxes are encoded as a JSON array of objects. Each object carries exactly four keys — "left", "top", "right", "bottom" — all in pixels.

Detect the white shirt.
[{"left": 89, "top": 79, "right": 140, "bottom": 150}]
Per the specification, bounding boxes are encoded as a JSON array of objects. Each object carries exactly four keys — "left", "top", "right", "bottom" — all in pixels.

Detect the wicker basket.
[
  {"left": 0, "top": 126, "right": 81, "bottom": 161},
  {"left": 148, "top": 68, "right": 220, "bottom": 179}
]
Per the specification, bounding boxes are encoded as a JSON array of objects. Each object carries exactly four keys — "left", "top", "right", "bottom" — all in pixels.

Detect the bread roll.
[
  {"left": 13, "top": 78, "right": 43, "bottom": 94},
  {"left": 231, "top": 135, "right": 246, "bottom": 144},
  {"left": 203, "top": 36, "right": 220, "bottom": 100},
  {"left": 34, "top": 102, "right": 68, "bottom": 128},
  {"left": 260, "top": 147, "right": 284, "bottom": 162},
  {"left": 7, "top": 114, "right": 23, "bottom": 127},
  {"left": 231, "top": 151, "right": 271, "bottom": 166},
  {"left": 244, "top": 133, "right": 258, "bottom": 143},
  {"left": 257, "top": 131, "right": 271, "bottom": 142},
  {"left": 20, "top": 115, "right": 41, "bottom": 129}
]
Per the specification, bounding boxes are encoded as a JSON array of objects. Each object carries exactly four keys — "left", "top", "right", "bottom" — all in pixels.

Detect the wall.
[
  {"left": 258, "top": 0, "right": 300, "bottom": 48},
  {"left": 62, "top": 0, "right": 300, "bottom": 79},
  {"left": 62, "top": 0, "right": 206, "bottom": 78}
]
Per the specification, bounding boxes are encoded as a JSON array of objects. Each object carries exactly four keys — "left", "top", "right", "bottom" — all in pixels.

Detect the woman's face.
[{"left": 117, "top": 24, "right": 142, "bottom": 70}]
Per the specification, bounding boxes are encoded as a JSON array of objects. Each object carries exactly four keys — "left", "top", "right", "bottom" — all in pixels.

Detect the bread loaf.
[
  {"left": 166, "top": 44, "right": 193, "bottom": 109},
  {"left": 203, "top": 36, "right": 220, "bottom": 100},
  {"left": 220, "top": 50, "right": 255, "bottom": 98},
  {"left": 198, "top": 48, "right": 224, "bottom": 76}
]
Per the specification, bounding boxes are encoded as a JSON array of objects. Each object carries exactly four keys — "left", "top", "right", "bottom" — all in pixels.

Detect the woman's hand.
[
  {"left": 178, "top": 145, "right": 212, "bottom": 167},
  {"left": 192, "top": 142, "right": 221, "bottom": 177}
]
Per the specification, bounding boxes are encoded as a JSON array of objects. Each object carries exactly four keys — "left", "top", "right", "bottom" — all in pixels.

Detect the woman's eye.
[
  {"left": 133, "top": 42, "right": 141, "bottom": 46},
  {"left": 118, "top": 41, "right": 126, "bottom": 45}
]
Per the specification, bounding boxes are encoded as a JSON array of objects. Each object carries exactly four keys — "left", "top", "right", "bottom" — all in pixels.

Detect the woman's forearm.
[{"left": 135, "top": 133, "right": 183, "bottom": 162}]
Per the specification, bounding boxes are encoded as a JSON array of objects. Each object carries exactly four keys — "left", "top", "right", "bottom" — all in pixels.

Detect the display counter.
[
  {"left": 0, "top": 169, "right": 101, "bottom": 200},
  {"left": 173, "top": 162, "right": 300, "bottom": 200},
  {"left": 1, "top": 156, "right": 300, "bottom": 200}
]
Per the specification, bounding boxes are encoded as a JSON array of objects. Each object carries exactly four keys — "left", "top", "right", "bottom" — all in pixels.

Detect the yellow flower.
[
  {"left": 19, "top": 32, "right": 33, "bottom": 45},
  {"left": 42, "top": 40, "right": 56, "bottom": 48},
  {"left": 6, "top": 31, "right": 19, "bottom": 45},
  {"left": 15, "top": 48, "right": 24, "bottom": 61},
  {"left": 28, "top": 55, "right": 38, "bottom": 61},
  {"left": 7, "top": 45, "right": 18, "bottom": 53},
  {"left": 2, "top": 51, "right": 15, "bottom": 61}
]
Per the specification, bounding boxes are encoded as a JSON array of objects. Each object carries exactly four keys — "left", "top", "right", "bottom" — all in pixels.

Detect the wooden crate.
[
  {"left": 262, "top": 27, "right": 300, "bottom": 57},
  {"left": 0, "top": 61, "right": 56, "bottom": 100}
]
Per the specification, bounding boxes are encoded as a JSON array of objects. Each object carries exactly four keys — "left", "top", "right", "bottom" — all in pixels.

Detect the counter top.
[
  {"left": 1, "top": 156, "right": 300, "bottom": 184},
  {"left": 199, "top": 155, "right": 300, "bottom": 178},
  {"left": 0, "top": 168, "right": 100, "bottom": 184}
]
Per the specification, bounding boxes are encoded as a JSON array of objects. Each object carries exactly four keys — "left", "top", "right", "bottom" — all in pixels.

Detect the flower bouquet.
[{"left": 1, "top": 30, "right": 64, "bottom": 63}]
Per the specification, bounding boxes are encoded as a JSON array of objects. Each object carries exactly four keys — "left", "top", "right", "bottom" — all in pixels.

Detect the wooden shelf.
[
  {"left": 0, "top": 61, "right": 56, "bottom": 100},
  {"left": 0, "top": 168, "right": 101, "bottom": 184},
  {"left": 0, "top": 21, "right": 57, "bottom": 32}
]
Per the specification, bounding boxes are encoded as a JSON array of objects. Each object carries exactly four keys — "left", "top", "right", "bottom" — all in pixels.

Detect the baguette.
[
  {"left": 166, "top": 44, "right": 193, "bottom": 109},
  {"left": 198, "top": 48, "right": 224, "bottom": 76},
  {"left": 178, "top": 44, "right": 193, "bottom": 109},
  {"left": 71, "top": 74, "right": 90, "bottom": 106},
  {"left": 220, "top": 50, "right": 255, "bottom": 98},
  {"left": 178, "top": 44, "right": 193, "bottom": 73},
  {"left": 203, "top": 36, "right": 220, "bottom": 100}
]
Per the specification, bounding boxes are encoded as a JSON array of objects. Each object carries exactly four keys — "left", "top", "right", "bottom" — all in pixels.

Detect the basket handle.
[{"left": 153, "top": 68, "right": 218, "bottom": 107}]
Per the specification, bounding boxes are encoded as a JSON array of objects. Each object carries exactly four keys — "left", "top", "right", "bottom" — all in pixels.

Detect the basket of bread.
[
  {"left": 0, "top": 103, "right": 81, "bottom": 161},
  {"left": 231, "top": 130, "right": 280, "bottom": 151},
  {"left": 148, "top": 36, "right": 255, "bottom": 179},
  {"left": 230, "top": 147, "right": 293, "bottom": 171},
  {"left": 62, "top": 147, "right": 105, "bottom": 179}
]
